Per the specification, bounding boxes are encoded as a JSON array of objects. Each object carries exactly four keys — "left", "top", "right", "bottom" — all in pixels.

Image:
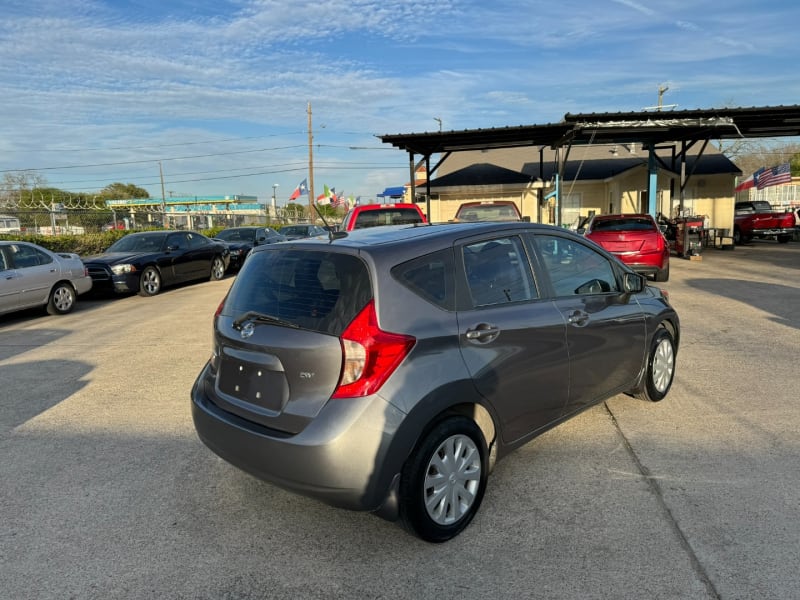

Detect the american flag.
[{"left": 756, "top": 163, "right": 792, "bottom": 190}]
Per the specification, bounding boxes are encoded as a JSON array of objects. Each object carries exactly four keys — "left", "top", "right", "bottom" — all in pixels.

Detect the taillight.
[
  {"left": 641, "top": 233, "right": 663, "bottom": 252},
  {"left": 214, "top": 297, "right": 226, "bottom": 318},
  {"left": 332, "top": 300, "right": 415, "bottom": 399}
]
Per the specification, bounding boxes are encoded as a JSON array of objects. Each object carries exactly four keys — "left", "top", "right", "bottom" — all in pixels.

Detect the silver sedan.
[{"left": 0, "top": 241, "right": 93, "bottom": 317}]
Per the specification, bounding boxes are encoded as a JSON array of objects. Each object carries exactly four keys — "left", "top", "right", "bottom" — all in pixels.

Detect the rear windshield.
[
  {"left": 456, "top": 204, "right": 520, "bottom": 221},
  {"left": 353, "top": 208, "right": 423, "bottom": 229},
  {"left": 591, "top": 218, "right": 656, "bottom": 232},
  {"left": 224, "top": 249, "right": 372, "bottom": 336}
]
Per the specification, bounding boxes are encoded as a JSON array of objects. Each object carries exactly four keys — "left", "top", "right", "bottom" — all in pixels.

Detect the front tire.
[
  {"left": 210, "top": 256, "right": 226, "bottom": 281},
  {"left": 138, "top": 266, "right": 161, "bottom": 297},
  {"left": 47, "top": 282, "right": 76, "bottom": 315},
  {"left": 634, "top": 328, "right": 675, "bottom": 402},
  {"left": 400, "top": 416, "right": 488, "bottom": 543}
]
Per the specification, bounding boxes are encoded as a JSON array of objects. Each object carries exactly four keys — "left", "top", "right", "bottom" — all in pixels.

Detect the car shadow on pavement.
[
  {"left": 0, "top": 359, "right": 91, "bottom": 432},
  {"left": 684, "top": 278, "right": 800, "bottom": 330}
]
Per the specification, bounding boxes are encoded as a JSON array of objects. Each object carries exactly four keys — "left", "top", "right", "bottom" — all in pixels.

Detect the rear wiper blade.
[{"left": 232, "top": 311, "right": 300, "bottom": 330}]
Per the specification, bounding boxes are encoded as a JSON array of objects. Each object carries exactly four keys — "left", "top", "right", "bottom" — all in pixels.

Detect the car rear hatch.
[
  {"left": 205, "top": 248, "right": 373, "bottom": 435},
  {"left": 589, "top": 230, "right": 653, "bottom": 253}
]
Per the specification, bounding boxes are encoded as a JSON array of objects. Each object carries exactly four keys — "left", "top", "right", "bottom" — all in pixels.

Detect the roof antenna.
[{"left": 312, "top": 202, "right": 347, "bottom": 241}]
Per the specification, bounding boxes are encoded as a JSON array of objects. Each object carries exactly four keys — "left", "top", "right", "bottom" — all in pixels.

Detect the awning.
[{"left": 377, "top": 186, "right": 405, "bottom": 198}]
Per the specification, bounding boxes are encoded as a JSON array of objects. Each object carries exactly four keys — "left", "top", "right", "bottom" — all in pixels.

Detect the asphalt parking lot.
[{"left": 1, "top": 241, "right": 798, "bottom": 600}]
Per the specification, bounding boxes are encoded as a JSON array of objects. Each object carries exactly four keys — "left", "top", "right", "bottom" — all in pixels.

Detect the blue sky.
[{"left": 1, "top": 0, "right": 798, "bottom": 204}]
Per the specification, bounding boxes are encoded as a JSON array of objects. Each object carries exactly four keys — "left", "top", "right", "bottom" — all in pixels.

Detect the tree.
[
  {"left": 98, "top": 182, "right": 149, "bottom": 200},
  {"left": 723, "top": 140, "right": 800, "bottom": 178},
  {"left": 283, "top": 202, "right": 306, "bottom": 220},
  {"left": 1, "top": 171, "right": 48, "bottom": 206}
]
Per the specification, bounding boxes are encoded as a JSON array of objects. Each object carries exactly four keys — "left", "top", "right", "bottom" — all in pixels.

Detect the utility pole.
[
  {"left": 657, "top": 84, "right": 669, "bottom": 111},
  {"left": 158, "top": 161, "right": 167, "bottom": 224},
  {"left": 307, "top": 102, "right": 315, "bottom": 218}
]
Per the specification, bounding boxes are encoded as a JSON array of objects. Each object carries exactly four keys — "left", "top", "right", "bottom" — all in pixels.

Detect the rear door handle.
[
  {"left": 567, "top": 310, "right": 589, "bottom": 327},
  {"left": 465, "top": 324, "right": 501, "bottom": 343}
]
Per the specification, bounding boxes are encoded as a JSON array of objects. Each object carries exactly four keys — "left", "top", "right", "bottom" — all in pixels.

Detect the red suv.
[
  {"left": 341, "top": 203, "right": 427, "bottom": 231},
  {"left": 584, "top": 213, "right": 670, "bottom": 282}
]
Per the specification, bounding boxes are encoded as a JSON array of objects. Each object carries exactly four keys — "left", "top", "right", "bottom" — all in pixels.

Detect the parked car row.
[{"left": 0, "top": 222, "right": 358, "bottom": 319}]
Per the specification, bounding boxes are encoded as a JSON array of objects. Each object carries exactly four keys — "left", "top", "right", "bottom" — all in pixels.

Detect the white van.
[{"left": 0, "top": 215, "right": 21, "bottom": 234}]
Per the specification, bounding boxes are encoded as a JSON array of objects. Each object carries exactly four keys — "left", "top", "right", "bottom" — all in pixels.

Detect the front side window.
[
  {"left": 462, "top": 236, "right": 536, "bottom": 307},
  {"left": 534, "top": 234, "right": 619, "bottom": 297}
]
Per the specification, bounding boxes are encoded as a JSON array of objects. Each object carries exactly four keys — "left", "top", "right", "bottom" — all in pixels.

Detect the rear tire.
[
  {"left": 634, "top": 328, "right": 675, "bottom": 402},
  {"left": 138, "top": 266, "right": 161, "bottom": 297},
  {"left": 400, "top": 416, "right": 488, "bottom": 543},
  {"left": 47, "top": 282, "right": 76, "bottom": 315},
  {"left": 777, "top": 234, "right": 791, "bottom": 244},
  {"left": 654, "top": 264, "right": 669, "bottom": 282}
]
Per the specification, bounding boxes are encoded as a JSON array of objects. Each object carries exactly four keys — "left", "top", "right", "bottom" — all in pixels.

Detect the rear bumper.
[
  {"left": 191, "top": 362, "right": 407, "bottom": 514},
  {"left": 613, "top": 252, "right": 668, "bottom": 273},
  {"left": 751, "top": 227, "right": 795, "bottom": 237},
  {"left": 73, "top": 276, "right": 94, "bottom": 296}
]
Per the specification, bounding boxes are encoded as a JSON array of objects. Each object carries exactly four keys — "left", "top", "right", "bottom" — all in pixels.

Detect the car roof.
[
  {"left": 265, "top": 221, "right": 568, "bottom": 250},
  {"left": 349, "top": 203, "right": 421, "bottom": 212},
  {"left": 592, "top": 213, "right": 654, "bottom": 220}
]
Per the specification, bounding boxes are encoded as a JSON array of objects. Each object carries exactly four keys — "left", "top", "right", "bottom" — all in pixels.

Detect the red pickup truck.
[{"left": 733, "top": 201, "right": 795, "bottom": 244}]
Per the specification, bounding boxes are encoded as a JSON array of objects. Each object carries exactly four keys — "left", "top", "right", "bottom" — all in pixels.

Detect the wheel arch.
[{"left": 371, "top": 380, "right": 498, "bottom": 521}]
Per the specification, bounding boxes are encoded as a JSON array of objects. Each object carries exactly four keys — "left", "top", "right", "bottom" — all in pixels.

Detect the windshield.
[
  {"left": 106, "top": 234, "right": 166, "bottom": 253},
  {"left": 281, "top": 226, "right": 306, "bottom": 236},
  {"left": 216, "top": 229, "right": 254, "bottom": 242}
]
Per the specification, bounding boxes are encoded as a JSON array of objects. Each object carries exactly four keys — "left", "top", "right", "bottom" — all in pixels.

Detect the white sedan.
[{"left": 0, "top": 241, "right": 93, "bottom": 317}]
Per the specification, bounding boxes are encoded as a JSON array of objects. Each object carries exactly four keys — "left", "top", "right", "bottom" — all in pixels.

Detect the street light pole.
[{"left": 271, "top": 183, "right": 279, "bottom": 224}]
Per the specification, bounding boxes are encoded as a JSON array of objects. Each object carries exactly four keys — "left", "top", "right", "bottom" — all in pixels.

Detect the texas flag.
[
  {"left": 288, "top": 178, "right": 308, "bottom": 201},
  {"left": 734, "top": 169, "right": 763, "bottom": 193}
]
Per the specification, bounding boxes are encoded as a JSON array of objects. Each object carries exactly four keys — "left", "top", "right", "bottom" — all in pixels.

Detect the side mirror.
[{"left": 622, "top": 272, "right": 645, "bottom": 294}]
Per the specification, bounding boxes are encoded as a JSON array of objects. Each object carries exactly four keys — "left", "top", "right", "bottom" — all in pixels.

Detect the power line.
[
  {"left": 0, "top": 145, "right": 308, "bottom": 173},
  {"left": 4, "top": 133, "right": 308, "bottom": 153}
]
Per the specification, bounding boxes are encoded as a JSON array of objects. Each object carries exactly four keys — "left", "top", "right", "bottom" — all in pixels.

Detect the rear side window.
[
  {"left": 224, "top": 250, "right": 372, "bottom": 336},
  {"left": 391, "top": 248, "right": 455, "bottom": 311},
  {"left": 10, "top": 244, "right": 53, "bottom": 268},
  {"left": 462, "top": 236, "right": 536, "bottom": 307}
]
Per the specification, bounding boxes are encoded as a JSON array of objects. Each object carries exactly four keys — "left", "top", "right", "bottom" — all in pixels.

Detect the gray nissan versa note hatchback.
[{"left": 191, "top": 221, "right": 679, "bottom": 542}]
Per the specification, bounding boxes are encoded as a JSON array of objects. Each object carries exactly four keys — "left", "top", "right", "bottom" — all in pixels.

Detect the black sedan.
[
  {"left": 82, "top": 231, "right": 230, "bottom": 297},
  {"left": 279, "top": 224, "right": 327, "bottom": 240},
  {"left": 213, "top": 226, "right": 286, "bottom": 271}
]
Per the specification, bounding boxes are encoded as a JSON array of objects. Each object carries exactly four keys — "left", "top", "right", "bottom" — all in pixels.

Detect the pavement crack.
[{"left": 603, "top": 402, "right": 722, "bottom": 600}]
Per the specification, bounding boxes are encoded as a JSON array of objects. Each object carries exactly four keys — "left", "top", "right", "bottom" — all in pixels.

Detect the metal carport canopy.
[
  {"left": 379, "top": 105, "right": 800, "bottom": 154},
  {"left": 378, "top": 104, "right": 800, "bottom": 223}
]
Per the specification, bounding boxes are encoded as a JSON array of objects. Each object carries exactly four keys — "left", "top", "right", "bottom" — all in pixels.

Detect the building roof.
[{"left": 429, "top": 143, "right": 741, "bottom": 187}]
